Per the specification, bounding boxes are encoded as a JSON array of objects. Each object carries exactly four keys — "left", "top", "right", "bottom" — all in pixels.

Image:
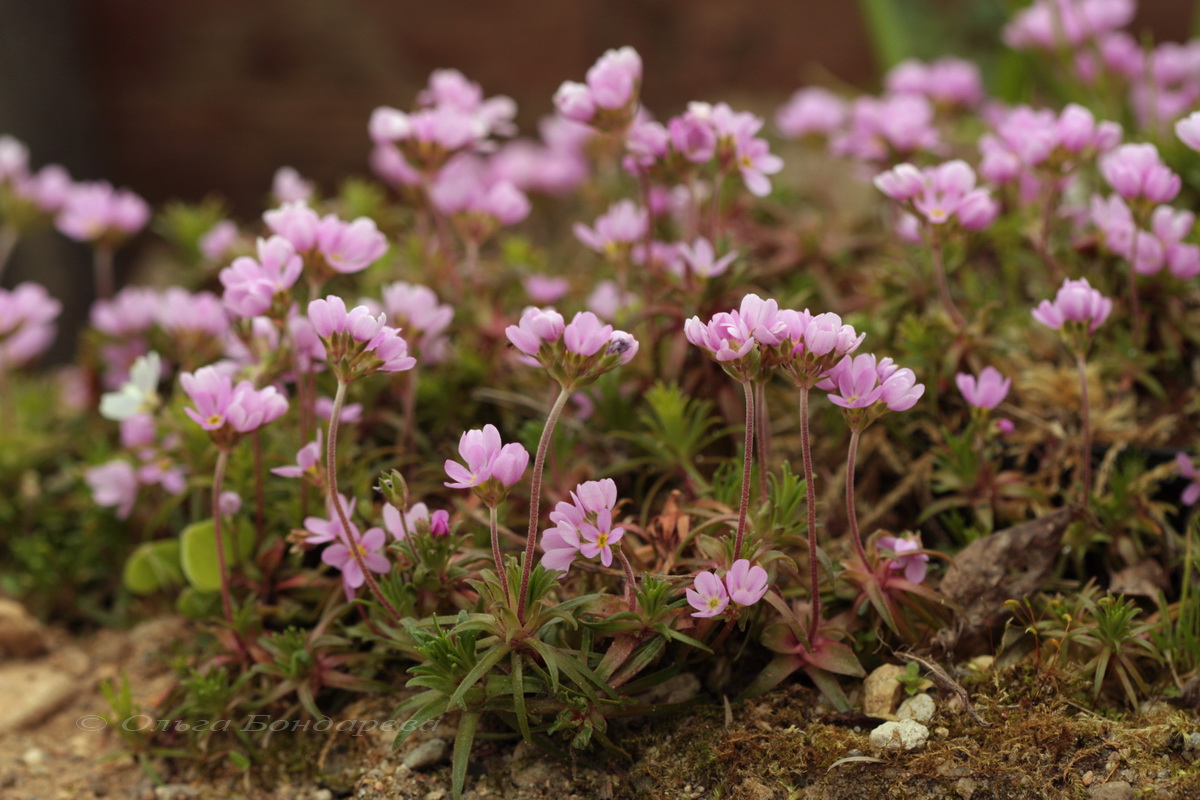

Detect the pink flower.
[
  {"left": 1004, "top": 0, "right": 1135, "bottom": 51},
  {"left": 322, "top": 527, "right": 390, "bottom": 599},
  {"left": 156, "top": 289, "right": 230, "bottom": 339},
  {"left": 956, "top": 367, "right": 1011, "bottom": 410},
  {"left": 1101, "top": 143, "right": 1181, "bottom": 205},
  {"left": 687, "top": 571, "right": 729, "bottom": 618},
  {"left": 218, "top": 491, "right": 242, "bottom": 517},
  {"left": 873, "top": 163, "right": 926, "bottom": 202},
  {"left": 563, "top": 311, "right": 613, "bottom": 357},
  {"left": 0, "top": 135, "right": 29, "bottom": 182},
  {"left": 303, "top": 494, "right": 359, "bottom": 545},
  {"left": 1176, "top": 111, "right": 1200, "bottom": 151},
  {"left": 264, "top": 201, "right": 321, "bottom": 253},
  {"left": 383, "top": 502, "right": 451, "bottom": 539},
  {"left": 271, "top": 431, "right": 322, "bottom": 479},
  {"left": 675, "top": 238, "right": 737, "bottom": 279},
  {"left": 776, "top": 87, "right": 847, "bottom": 138},
  {"left": 820, "top": 353, "right": 924, "bottom": 413},
  {"left": 91, "top": 287, "right": 159, "bottom": 338},
  {"left": 316, "top": 215, "right": 388, "bottom": 274},
  {"left": 1176, "top": 453, "right": 1200, "bottom": 506},
  {"left": 877, "top": 535, "right": 930, "bottom": 583},
  {"left": 524, "top": 274, "right": 570, "bottom": 304},
  {"left": 85, "top": 460, "right": 139, "bottom": 519},
  {"left": 0, "top": 282, "right": 61, "bottom": 368},
  {"left": 832, "top": 94, "right": 940, "bottom": 163},
  {"left": 725, "top": 559, "right": 769, "bottom": 606},
  {"left": 578, "top": 508, "right": 625, "bottom": 567},
  {"left": 573, "top": 478, "right": 618, "bottom": 515},
  {"left": 540, "top": 501, "right": 584, "bottom": 573},
  {"left": 272, "top": 166, "right": 313, "bottom": 204},
  {"left": 574, "top": 200, "right": 648, "bottom": 256},
  {"left": 200, "top": 220, "right": 239, "bottom": 262},
  {"left": 506, "top": 306, "right": 566, "bottom": 357},
  {"left": 1031, "top": 277, "right": 1113, "bottom": 334}
]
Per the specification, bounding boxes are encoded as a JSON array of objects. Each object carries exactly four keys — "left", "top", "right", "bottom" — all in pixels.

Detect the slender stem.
[
  {"left": 754, "top": 381, "right": 770, "bottom": 503},
  {"left": 93, "top": 245, "right": 116, "bottom": 301},
  {"left": 517, "top": 386, "right": 572, "bottom": 621},
  {"left": 489, "top": 505, "right": 510, "bottom": 602},
  {"left": 616, "top": 549, "right": 637, "bottom": 612},
  {"left": 0, "top": 224, "right": 18, "bottom": 282},
  {"left": 212, "top": 449, "right": 234, "bottom": 625},
  {"left": 401, "top": 365, "right": 419, "bottom": 452},
  {"left": 799, "top": 385, "right": 822, "bottom": 641},
  {"left": 1037, "top": 183, "right": 1064, "bottom": 281},
  {"left": 709, "top": 171, "right": 725, "bottom": 242},
  {"left": 1076, "top": 352, "right": 1092, "bottom": 511},
  {"left": 930, "top": 238, "right": 965, "bottom": 329},
  {"left": 1127, "top": 226, "right": 1143, "bottom": 349},
  {"left": 253, "top": 430, "right": 265, "bottom": 549},
  {"left": 845, "top": 426, "right": 867, "bottom": 565},
  {"left": 327, "top": 379, "right": 402, "bottom": 622},
  {"left": 733, "top": 380, "right": 756, "bottom": 562}
]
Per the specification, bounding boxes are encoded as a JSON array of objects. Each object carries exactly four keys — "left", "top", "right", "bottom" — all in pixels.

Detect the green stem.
[
  {"left": 755, "top": 381, "right": 770, "bottom": 503},
  {"left": 1128, "top": 225, "right": 1143, "bottom": 349},
  {"left": 327, "top": 379, "right": 402, "bottom": 622},
  {"left": 846, "top": 426, "right": 867, "bottom": 565},
  {"left": 931, "top": 238, "right": 965, "bottom": 329},
  {"left": 516, "top": 386, "right": 572, "bottom": 621},
  {"left": 212, "top": 449, "right": 234, "bottom": 625},
  {"left": 0, "top": 224, "right": 18, "bottom": 282},
  {"left": 733, "top": 380, "right": 756, "bottom": 562},
  {"left": 617, "top": 548, "right": 638, "bottom": 612},
  {"left": 799, "top": 385, "right": 822, "bottom": 642}
]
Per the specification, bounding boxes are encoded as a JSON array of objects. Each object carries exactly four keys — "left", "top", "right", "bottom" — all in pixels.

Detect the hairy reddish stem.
[{"left": 517, "top": 386, "right": 572, "bottom": 621}]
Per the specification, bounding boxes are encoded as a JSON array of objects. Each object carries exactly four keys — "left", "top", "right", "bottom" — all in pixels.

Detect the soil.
[{"left": 4, "top": 613, "right": 1200, "bottom": 800}]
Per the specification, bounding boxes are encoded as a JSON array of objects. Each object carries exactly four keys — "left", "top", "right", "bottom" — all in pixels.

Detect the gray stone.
[
  {"left": 402, "top": 737, "right": 448, "bottom": 770},
  {"left": 0, "top": 665, "right": 75, "bottom": 732},
  {"left": 1088, "top": 781, "right": 1134, "bottom": 800},
  {"left": 154, "top": 786, "right": 200, "bottom": 800},
  {"left": 862, "top": 664, "right": 906, "bottom": 717},
  {"left": 955, "top": 777, "right": 978, "bottom": 799},
  {"left": 868, "top": 719, "right": 929, "bottom": 752},
  {"left": 897, "top": 693, "right": 936, "bottom": 724}
]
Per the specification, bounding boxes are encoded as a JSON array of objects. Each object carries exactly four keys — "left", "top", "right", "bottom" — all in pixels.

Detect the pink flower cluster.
[
  {"left": 1004, "top": 0, "right": 1134, "bottom": 52},
  {"left": 264, "top": 202, "right": 388, "bottom": 277},
  {"left": 307, "top": 296, "right": 417, "bottom": 379},
  {"left": 686, "top": 560, "right": 769, "bottom": 618},
  {"left": 506, "top": 307, "right": 638, "bottom": 386},
  {"left": 626, "top": 101, "right": 783, "bottom": 197},
  {"left": 1100, "top": 143, "right": 1181, "bottom": 207},
  {"left": 979, "top": 104, "right": 1121, "bottom": 194},
  {"left": 775, "top": 88, "right": 847, "bottom": 140},
  {"left": 685, "top": 293, "right": 785, "bottom": 379},
  {"left": 428, "top": 154, "right": 531, "bottom": 245},
  {"left": 443, "top": 424, "right": 529, "bottom": 506},
  {"left": 0, "top": 135, "right": 72, "bottom": 217},
  {"left": 574, "top": 200, "right": 648, "bottom": 259},
  {"left": 874, "top": 160, "right": 998, "bottom": 230},
  {"left": 831, "top": 93, "right": 940, "bottom": 164},
  {"left": 0, "top": 282, "right": 61, "bottom": 368},
  {"left": 218, "top": 235, "right": 303, "bottom": 319},
  {"left": 1031, "top": 277, "right": 1113, "bottom": 335},
  {"left": 540, "top": 479, "right": 625, "bottom": 573},
  {"left": 56, "top": 181, "right": 150, "bottom": 244},
  {"left": 885, "top": 57, "right": 983, "bottom": 108},
  {"left": 377, "top": 282, "right": 454, "bottom": 363},
  {"left": 180, "top": 365, "right": 289, "bottom": 442},
  {"left": 819, "top": 354, "right": 925, "bottom": 413},
  {"left": 554, "top": 47, "right": 643, "bottom": 131},
  {"left": 1090, "top": 196, "right": 1200, "bottom": 279}
]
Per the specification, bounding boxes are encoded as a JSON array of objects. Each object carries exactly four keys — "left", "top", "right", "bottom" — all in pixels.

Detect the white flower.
[{"left": 100, "top": 352, "right": 162, "bottom": 420}]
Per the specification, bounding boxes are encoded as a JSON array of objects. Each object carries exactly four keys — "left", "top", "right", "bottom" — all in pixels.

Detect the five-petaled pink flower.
[
  {"left": 956, "top": 367, "right": 1011, "bottom": 411},
  {"left": 578, "top": 508, "right": 625, "bottom": 567},
  {"left": 725, "top": 559, "right": 769, "bottom": 607},
  {"left": 1031, "top": 277, "right": 1113, "bottom": 334},
  {"left": 322, "top": 527, "right": 391, "bottom": 600},
  {"left": 443, "top": 424, "right": 529, "bottom": 492},
  {"left": 877, "top": 535, "right": 930, "bottom": 584},
  {"left": 687, "top": 571, "right": 729, "bottom": 618}
]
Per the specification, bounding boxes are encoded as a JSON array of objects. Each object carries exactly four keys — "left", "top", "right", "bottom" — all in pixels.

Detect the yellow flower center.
[
  {"left": 206, "top": 414, "right": 223, "bottom": 427},
  {"left": 595, "top": 532, "right": 609, "bottom": 549}
]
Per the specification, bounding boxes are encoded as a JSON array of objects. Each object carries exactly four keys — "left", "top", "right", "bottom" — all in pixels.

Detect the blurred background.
[
  {"left": 0, "top": 0, "right": 1195, "bottom": 358},
  {"left": 2, "top": 0, "right": 1196, "bottom": 215}
]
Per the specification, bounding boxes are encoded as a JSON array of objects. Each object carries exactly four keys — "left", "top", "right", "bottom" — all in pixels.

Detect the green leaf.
[
  {"left": 123, "top": 539, "right": 184, "bottom": 595},
  {"left": 452, "top": 711, "right": 480, "bottom": 799},
  {"left": 511, "top": 653, "right": 532, "bottom": 743},
  {"left": 856, "top": 0, "right": 911, "bottom": 70},
  {"left": 175, "top": 587, "right": 219, "bottom": 619},
  {"left": 447, "top": 644, "right": 510, "bottom": 711},
  {"left": 228, "top": 751, "right": 251, "bottom": 771},
  {"left": 179, "top": 518, "right": 253, "bottom": 593}
]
